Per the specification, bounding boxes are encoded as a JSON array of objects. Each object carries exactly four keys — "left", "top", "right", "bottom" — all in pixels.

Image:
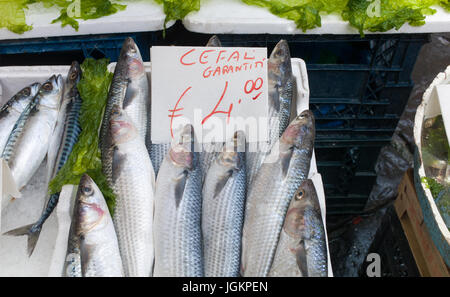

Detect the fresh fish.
[
  {"left": 47, "top": 61, "right": 82, "bottom": 181},
  {"left": 150, "top": 37, "right": 222, "bottom": 177},
  {"left": 202, "top": 131, "right": 246, "bottom": 277},
  {"left": 0, "top": 83, "right": 40, "bottom": 154},
  {"left": 1, "top": 75, "right": 63, "bottom": 191},
  {"left": 4, "top": 66, "right": 83, "bottom": 256},
  {"left": 64, "top": 174, "right": 123, "bottom": 277},
  {"left": 268, "top": 179, "right": 328, "bottom": 277},
  {"left": 241, "top": 110, "right": 315, "bottom": 277},
  {"left": 103, "top": 106, "right": 155, "bottom": 277},
  {"left": 153, "top": 125, "right": 203, "bottom": 277},
  {"left": 100, "top": 37, "right": 149, "bottom": 161},
  {"left": 206, "top": 35, "right": 222, "bottom": 47},
  {"left": 246, "top": 40, "right": 295, "bottom": 187}
]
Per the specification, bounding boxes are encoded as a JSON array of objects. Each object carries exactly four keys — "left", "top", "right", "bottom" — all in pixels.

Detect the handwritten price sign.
[{"left": 150, "top": 46, "right": 269, "bottom": 143}]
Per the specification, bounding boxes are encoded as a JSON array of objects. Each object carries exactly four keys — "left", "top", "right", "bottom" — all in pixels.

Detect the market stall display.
[{"left": 0, "top": 37, "right": 333, "bottom": 277}]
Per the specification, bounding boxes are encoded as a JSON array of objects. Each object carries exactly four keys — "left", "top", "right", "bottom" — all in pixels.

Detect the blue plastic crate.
[{"left": 0, "top": 32, "right": 159, "bottom": 65}]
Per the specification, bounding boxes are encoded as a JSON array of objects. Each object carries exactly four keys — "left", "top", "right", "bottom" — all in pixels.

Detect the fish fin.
[
  {"left": 112, "top": 146, "right": 126, "bottom": 183},
  {"left": 174, "top": 171, "right": 188, "bottom": 208},
  {"left": 122, "top": 82, "right": 136, "bottom": 109},
  {"left": 281, "top": 149, "right": 293, "bottom": 178},
  {"left": 213, "top": 171, "right": 233, "bottom": 198},
  {"left": 3, "top": 223, "right": 42, "bottom": 257},
  {"left": 296, "top": 240, "right": 308, "bottom": 277}
]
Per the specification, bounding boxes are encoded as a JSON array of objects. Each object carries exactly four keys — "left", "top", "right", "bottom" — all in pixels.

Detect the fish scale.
[
  {"left": 246, "top": 40, "right": 294, "bottom": 188},
  {"left": 268, "top": 179, "right": 327, "bottom": 277},
  {"left": 242, "top": 111, "right": 315, "bottom": 277},
  {"left": 154, "top": 126, "right": 203, "bottom": 277},
  {"left": 202, "top": 133, "right": 246, "bottom": 277},
  {"left": 103, "top": 108, "right": 155, "bottom": 277}
]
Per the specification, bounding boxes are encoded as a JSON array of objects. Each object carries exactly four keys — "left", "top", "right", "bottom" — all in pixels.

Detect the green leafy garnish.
[
  {"left": 154, "top": 0, "right": 200, "bottom": 27},
  {"left": 49, "top": 58, "right": 116, "bottom": 213},
  {"left": 0, "top": 0, "right": 32, "bottom": 34},
  {"left": 242, "top": 0, "right": 348, "bottom": 32},
  {"left": 242, "top": 0, "right": 448, "bottom": 36},
  {"left": 422, "top": 176, "right": 445, "bottom": 198},
  {"left": 49, "top": 0, "right": 126, "bottom": 30},
  {"left": 342, "top": 0, "right": 437, "bottom": 36}
]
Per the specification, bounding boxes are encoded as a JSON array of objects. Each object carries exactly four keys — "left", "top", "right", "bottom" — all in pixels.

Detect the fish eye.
[
  {"left": 112, "top": 110, "right": 120, "bottom": 116},
  {"left": 129, "top": 46, "right": 137, "bottom": 54},
  {"left": 22, "top": 88, "right": 30, "bottom": 96},
  {"left": 70, "top": 71, "right": 78, "bottom": 80},
  {"left": 82, "top": 185, "right": 93, "bottom": 196},
  {"left": 295, "top": 190, "right": 304, "bottom": 200},
  {"left": 43, "top": 82, "right": 53, "bottom": 91}
]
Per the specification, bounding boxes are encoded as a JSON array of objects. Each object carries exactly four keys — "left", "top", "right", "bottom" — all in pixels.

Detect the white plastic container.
[
  {"left": 0, "top": 0, "right": 175, "bottom": 40},
  {"left": 413, "top": 65, "right": 450, "bottom": 266},
  {"left": 183, "top": 0, "right": 449, "bottom": 35},
  {"left": 0, "top": 58, "right": 333, "bottom": 276}
]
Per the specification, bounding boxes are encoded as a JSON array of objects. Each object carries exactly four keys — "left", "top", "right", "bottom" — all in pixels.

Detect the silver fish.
[
  {"left": 64, "top": 174, "right": 123, "bottom": 277},
  {"left": 0, "top": 83, "right": 40, "bottom": 154},
  {"left": 246, "top": 40, "right": 295, "bottom": 188},
  {"left": 268, "top": 179, "right": 328, "bottom": 277},
  {"left": 47, "top": 61, "right": 82, "bottom": 181},
  {"left": 100, "top": 37, "right": 149, "bottom": 161},
  {"left": 103, "top": 106, "right": 155, "bottom": 277},
  {"left": 4, "top": 64, "right": 83, "bottom": 256},
  {"left": 1, "top": 75, "right": 63, "bottom": 191},
  {"left": 202, "top": 131, "right": 246, "bottom": 277},
  {"left": 241, "top": 110, "right": 315, "bottom": 277},
  {"left": 153, "top": 125, "right": 203, "bottom": 277}
]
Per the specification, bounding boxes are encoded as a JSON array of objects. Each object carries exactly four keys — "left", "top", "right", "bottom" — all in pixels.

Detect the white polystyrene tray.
[
  {"left": 0, "top": 58, "right": 332, "bottom": 277},
  {"left": 0, "top": 0, "right": 175, "bottom": 40},
  {"left": 183, "top": 0, "right": 450, "bottom": 35}
]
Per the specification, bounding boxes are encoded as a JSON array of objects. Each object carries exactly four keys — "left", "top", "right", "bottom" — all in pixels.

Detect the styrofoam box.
[
  {"left": 183, "top": 0, "right": 449, "bottom": 35},
  {"left": 0, "top": 59, "right": 333, "bottom": 277},
  {"left": 0, "top": 0, "right": 175, "bottom": 41}
]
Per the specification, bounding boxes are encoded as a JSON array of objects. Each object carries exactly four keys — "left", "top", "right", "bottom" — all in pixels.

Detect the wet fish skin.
[
  {"left": 103, "top": 106, "right": 155, "bottom": 277},
  {"left": 241, "top": 110, "right": 315, "bottom": 277},
  {"left": 64, "top": 174, "right": 123, "bottom": 277},
  {"left": 268, "top": 179, "right": 327, "bottom": 277},
  {"left": 101, "top": 37, "right": 149, "bottom": 167},
  {"left": 202, "top": 131, "right": 246, "bottom": 277},
  {"left": 153, "top": 125, "right": 204, "bottom": 277},
  {"left": 0, "top": 83, "right": 40, "bottom": 154},
  {"left": 246, "top": 40, "right": 294, "bottom": 188},
  {"left": 47, "top": 61, "right": 82, "bottom": 181},
  {"left": 4, "top": 66, "right": 83, "bottom": 257},
  {"left": 2, "top": 75, "right": 63, "bottom": 190}
]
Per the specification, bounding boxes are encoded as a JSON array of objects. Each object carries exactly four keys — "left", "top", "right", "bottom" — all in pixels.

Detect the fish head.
[
  {"left": 268, "top": 40, "right": 292, "bottom": 84},
  {"left": 75, "top": 174, "right": 107, "bottom": 236},
  {"left": 66, "top": 61, "right": 82, "bottom": 89},
  {"left": 122, "top": 37, "right": 145, "bottom": 80},
  {"left": 219, "top": 131, "right": 246, "bottom": 170},
  {"left": 38, "top": 75, "right": 64, "bottom": 109},
  {"left": 281, "top": 110, "right": 315, "bottom": 149},
  {"left": 169, "top": 124, "right": 194, "bottom": 171},
  {"left": 109, "top": 106, "right": 138, "bottom": 144},
  {"left": 284, "top": 179, "right": 319, "bottom": 237},
  {"left": 206, "top": 35, "right": 222, "bottom": 47},
  {"left": 13, "top": 83, "right": 40, "bottom": 109}
]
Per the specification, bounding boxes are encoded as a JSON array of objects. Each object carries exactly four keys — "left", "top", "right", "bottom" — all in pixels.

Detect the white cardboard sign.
[{"left": 151, "top": 46, "right": 269, "bottom": 144}]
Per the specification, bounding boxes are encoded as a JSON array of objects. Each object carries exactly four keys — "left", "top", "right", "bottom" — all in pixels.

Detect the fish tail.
[{"left": 3, "top": 223, "right": 42, "bottom": 257}]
